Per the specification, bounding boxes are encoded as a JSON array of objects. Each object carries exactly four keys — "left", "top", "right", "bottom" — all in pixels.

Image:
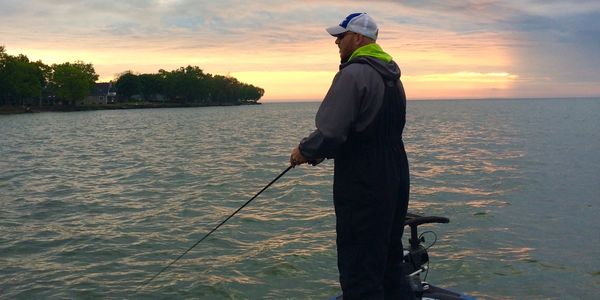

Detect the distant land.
[{"left": 1, "top": 46, "right": 264, "bottom": 115}]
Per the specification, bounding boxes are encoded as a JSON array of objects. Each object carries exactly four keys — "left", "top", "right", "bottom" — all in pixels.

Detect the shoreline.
[{"left": 0, "top": 102, "right": 261, "bottom": 115}]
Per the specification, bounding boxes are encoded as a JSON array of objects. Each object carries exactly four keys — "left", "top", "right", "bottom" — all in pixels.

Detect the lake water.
[{"left": 1, "top": 99, "right": 599, "bottom": 299}]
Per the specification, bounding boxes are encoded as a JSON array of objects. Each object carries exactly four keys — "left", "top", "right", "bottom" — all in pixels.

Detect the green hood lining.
[{"left": 348, "top": 43, "right": 392, "bottom": 63}]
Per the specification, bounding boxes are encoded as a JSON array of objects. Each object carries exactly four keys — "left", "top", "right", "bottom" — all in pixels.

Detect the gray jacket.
[{"left": 298, "top": 56, "right": 403, "bottom": 159}]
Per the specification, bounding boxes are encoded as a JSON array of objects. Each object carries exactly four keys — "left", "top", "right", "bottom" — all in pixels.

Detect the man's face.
[{"left": 335, "top": 31, "right": 358, "bottom": 63}]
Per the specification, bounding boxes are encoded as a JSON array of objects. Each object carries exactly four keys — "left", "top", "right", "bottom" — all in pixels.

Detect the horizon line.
[{"left": 260, "top": 96, "right": 600, "bottom": 103}]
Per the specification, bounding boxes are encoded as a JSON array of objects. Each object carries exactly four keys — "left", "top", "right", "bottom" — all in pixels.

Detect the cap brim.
[{"left": 326, "top": 26, "right": 348, "bottom": 37}]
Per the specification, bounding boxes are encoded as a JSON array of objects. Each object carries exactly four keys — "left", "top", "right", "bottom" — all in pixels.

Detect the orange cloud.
[{"left": 404, "top": 72, "right": 519, "bottom": 99}]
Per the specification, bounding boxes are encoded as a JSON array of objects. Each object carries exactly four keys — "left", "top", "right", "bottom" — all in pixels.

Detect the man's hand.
[
  {"left": 290, "top": 146, "right": 308, "bottom": 167},
  {"left": 290, "top": 147, "right": 324, "bottom": 167}
]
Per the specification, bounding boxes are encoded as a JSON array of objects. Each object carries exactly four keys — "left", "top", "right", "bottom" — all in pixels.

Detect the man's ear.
[
  {"left": 354, "top": 33, "right": 371, "bottom": 46},
  {"left": 353, "top": 33, "right": 364, "bottom": 45}
]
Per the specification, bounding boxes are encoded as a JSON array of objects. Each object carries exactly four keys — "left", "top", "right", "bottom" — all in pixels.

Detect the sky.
[{"left": 2, "top": 0, "right": 600, "bottom": 101}]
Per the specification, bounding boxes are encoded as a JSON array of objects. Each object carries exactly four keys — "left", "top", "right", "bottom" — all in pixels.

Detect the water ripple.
[{"left": 2, "top": 100, "right": 599, "bottom": 299}]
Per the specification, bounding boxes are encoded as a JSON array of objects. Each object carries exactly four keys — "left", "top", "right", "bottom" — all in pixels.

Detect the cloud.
[
  {"left": 505, "top": 6, "right": 600, "bottom": 86},
  {"left": 1, "top": 0, "right": 598, "bottom": 99},
  {"left": 379, "top": 0, "right": 600, "bottom": 93}
]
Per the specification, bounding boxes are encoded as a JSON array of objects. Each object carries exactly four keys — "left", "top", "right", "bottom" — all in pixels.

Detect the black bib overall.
[{"left": 333, "top": 64, "right": 414, "bottom": 300}]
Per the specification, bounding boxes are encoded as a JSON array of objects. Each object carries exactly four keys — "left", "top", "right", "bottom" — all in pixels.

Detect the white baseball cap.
[{"left": 326, "top": 13, "right": 379, "bottom": 41}]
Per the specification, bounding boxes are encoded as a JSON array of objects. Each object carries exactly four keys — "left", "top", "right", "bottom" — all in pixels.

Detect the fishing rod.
[{"left": 136, "top": 165, "right": 294, "bottom": 292}]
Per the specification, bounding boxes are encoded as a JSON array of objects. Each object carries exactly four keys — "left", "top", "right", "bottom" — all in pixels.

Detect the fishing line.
[
  {"left": 419, "top": 230, "right": 437, "bottom": 281},
  {"left": 420, "top": 230, "right": 438, "bottom": 251},
  {"left": 136, "top": 165, "right": 294, "bottom": 292}
]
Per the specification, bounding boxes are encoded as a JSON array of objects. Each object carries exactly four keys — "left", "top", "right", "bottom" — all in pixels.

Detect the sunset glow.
[{"left": 2, "top": 1, "right": 599, "bottom": 101}]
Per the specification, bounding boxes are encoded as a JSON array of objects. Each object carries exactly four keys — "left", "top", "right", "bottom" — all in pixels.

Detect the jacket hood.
[{"left": 341, "top": 43, "right": 401, "bottom": 81}]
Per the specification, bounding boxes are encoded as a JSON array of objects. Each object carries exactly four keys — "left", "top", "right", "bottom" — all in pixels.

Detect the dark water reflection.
[{"left": 1, "top": 99, "right": 599, "bottom": 299}]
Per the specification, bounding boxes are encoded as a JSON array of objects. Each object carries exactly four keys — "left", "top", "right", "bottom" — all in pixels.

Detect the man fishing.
[{"left": 290, "top": 13, "right": 414, "bottom": 299}]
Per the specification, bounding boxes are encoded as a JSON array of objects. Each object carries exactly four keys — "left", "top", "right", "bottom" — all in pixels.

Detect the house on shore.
[{"left": 82, "top": 82, "right": 117, "bottom": 105}]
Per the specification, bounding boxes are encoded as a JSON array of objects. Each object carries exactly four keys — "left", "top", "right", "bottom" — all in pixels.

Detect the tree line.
[
  {"left": 0, "top": 46, "right": 98, "bottom": 106},
  {"left": 0, "top": 46, "right": 263, "bottom": 107},
  {"left": 114, "top": 66, "right": 264, "bottom": 105}
]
